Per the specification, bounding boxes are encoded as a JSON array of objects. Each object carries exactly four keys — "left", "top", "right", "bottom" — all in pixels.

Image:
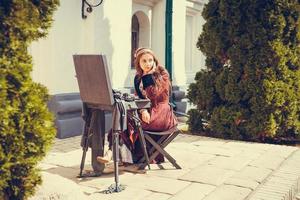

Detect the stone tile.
[
  {"left": 247, "top": 143, "right": 274, "bottom": 151},
  {"left": 167, "top": 142, "right": 205, "bottom": 153},
  {"left": 120, "top": 174, "right": 190, "bottom": 195},
  {"left": 230, "top": 166, "right": 272, "bottom": 183},
  {"left": 87, "top": 186, "right": 153, "bottom": 200},
  {"left": 179, "top": 165, "right": 235, "bottom": 186},
  {"left": 37, "top": 163, "right": 58, "bottom": 170},
  {"left": 145, "top": 163, "right": 191, "bottom": 179},
  {"left": 40, "top": 134, "right": 300, "bottom": 200},
  {"left": 191, "top": 140, "right": 227, "bottom": 147},
  {"left": 173, "top": 134, "right": 203, "bottom": 143},
  {"left": 165, "top": 147, "right": 216, "bottom": 169},
  {"left": 144, "top": 192, "right": 172, "bottom": 200},
  {"left": 249, "top": 192, "right": 284, "bottom": 200},
  {"left": 249, "top": 154, "right": 285, "bottom": 170},
  {"left": 223, "top": 141, "right": 257, "bottom": 149},
  {"left": 79, "top": 172, "right": 135, "bottom": 190},
  {"left": 208, "top": 155, "right": 253, "bottom": 171},
  {"left": 224, "top": 177, "right": 259, "bottom": 190},
  {"left": 237, "top": 150, "right": 263, "bottom": 160},
  {"left": 168, "top": 183, "right": 216, "bottom": 200},
  {"left": 263, "top": 146, "right": 297, "bottom": 158},
  {"left": 29, "top": 172, "right": 87, "bottom": 200},
  {"left": 78, "top": 185, "right": 99, "bottom": 196},
  {"left": 46, "top": 166, "right": 81, "bottom": 182},
  {"left": 203, "top": 185, "right": 251, "bottom": 200},
  {"left": 43, "top": 149, "right": 91, "bottom": 167},
  {"left": 190, "top": 145, "right": 240, "bottom": 157}
]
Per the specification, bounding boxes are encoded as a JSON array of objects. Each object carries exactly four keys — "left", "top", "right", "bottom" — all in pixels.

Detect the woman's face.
[{"left": 139, "top": 53, "right": 154, "bottom": 74}]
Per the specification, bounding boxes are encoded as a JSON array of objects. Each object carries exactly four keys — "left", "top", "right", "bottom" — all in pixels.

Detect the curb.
[{"left": 247, "top": 149, "right": 300, "bottom": 200}]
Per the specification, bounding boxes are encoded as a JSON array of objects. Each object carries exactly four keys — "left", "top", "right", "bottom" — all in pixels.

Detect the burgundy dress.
[
  {"left": 131, "top": 67, "right": 178, "bottom": 162},
  {"left": 108, "top": 67, "right": 178, "bottom": 163}
]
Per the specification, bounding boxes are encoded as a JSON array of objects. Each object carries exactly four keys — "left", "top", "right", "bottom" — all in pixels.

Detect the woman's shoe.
[{"left": 96, "top": 150, "right": 113, "bottom": 164}]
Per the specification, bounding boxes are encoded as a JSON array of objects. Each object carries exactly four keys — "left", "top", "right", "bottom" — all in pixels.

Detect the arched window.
[{"left": 131, "top": 14, "right": 139, "bottom": 68}]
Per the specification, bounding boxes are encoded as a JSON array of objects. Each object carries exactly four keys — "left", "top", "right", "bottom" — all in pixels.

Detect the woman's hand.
[{"left": 141, "top": 110, "right": 151, "bottom": 124}]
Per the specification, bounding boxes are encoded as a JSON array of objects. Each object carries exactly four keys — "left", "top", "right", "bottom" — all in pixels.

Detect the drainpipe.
[
  {"left": 165, "top": 0, "right": 176, "bottom": 109},
  {"left": 165, "top": 0, "right": 173, "bottom": 81}
]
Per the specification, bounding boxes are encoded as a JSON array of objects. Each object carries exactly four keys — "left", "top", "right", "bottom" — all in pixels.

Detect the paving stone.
[
  {"left": 143, "top": 192, "right": 172, "bottom": 200},
  {"left": 29, "top": 172, "right": 87, "bottom": 200},
  {"left": 165, "top": 147, "right": 216, "bottom": 169},
  {"left": 246, "top": 143, "right": 274, "bottom": 151},
  {"left": 179, "top": 165, "right": 235, "bottom": 186},
  {"left": 46, "top": 166, "right": 82, "bottom": 181},
  {"left": 237, "top": 150, "right": 264, "bottom": 160},
  {"left": 191, "top": 140, "right": 227, "bottom": 147},
  {"left": 167, "top": 142, "right": 206, "bottom": 152},
  {"left": 224, "top": 177, "right": 259, "bottom": 190},
  {"left": 145, "top": 163, "right": 191, "bottom": 179},
  {"left": 249, "top": 192, "right": 284, "bottom": 200},
  {"left": 168, "top": 183, "right": 216, "bottom": 200},
  {"left": 203, "top": 184, "right": 251, "bottom": 200},
  {"left": 223, "top": 141, "right": 258, "bottom": 149},
  {"left": 120, "top": 174, "right": 190, "bottom": 195},
  {"left": 208, "top": 155, "right": 253, "bottom": 171},
  {"left": 273, "top": 171, "right": 299, "bottom": 182},
  {"left": 263, "top": 146, "right": 297, "bottom": 159},
  {"left": 190, "top": 145, "right": 241, "bottom": 157},
  {"left": 249, "top": 155, "right": 285, "bottom": 170},
  {"left": 79, "top": 172, "right": 135, "bottom": 190},
  {"left": 78, "top": 185, "right": 99, "bottom": 196},
  {"left": 37, "top": 163, "right": 59, "bottom": 170},
  {"left": 173, "top": 134, "right": 203, "bottom": 143},
  {"left": 35, "top": 133, "right": 300, "bottom": 200},
  {"left": 43, "top": 149, "right": 91, "bottom": 167},
  {"left": 87, "top": 186, "right": 153, "bottom": 200},
  {"left": 231, "top": 166, "right": 272, "bottom": 183}
]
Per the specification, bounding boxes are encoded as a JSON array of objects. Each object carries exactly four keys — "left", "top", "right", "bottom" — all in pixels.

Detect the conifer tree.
[
  {"left": 187, "top": 0, "right": 300, "bottom": 140},
  {"left": 0, "top": 1, "right": 59, "bottom": 199}
]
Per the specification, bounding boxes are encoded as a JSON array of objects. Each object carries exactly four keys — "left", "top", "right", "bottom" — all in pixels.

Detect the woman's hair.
[
  {"left": 134, "top": 47, "right": 170, "bottom": 90},
  {"left": 134, "top": 48, "right": 158, "bottom": 75}
]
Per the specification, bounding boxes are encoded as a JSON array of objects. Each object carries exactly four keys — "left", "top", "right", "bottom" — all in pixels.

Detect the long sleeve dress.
[
  {"left": 131, "top": 67, "right": 178, "bottom": 163},
  {"left": 107, "top": 67, "right": 178, "bottom": 163}
]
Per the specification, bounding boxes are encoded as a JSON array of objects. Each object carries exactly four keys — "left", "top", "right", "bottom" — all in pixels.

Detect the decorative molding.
[
  {"left": 186, "top": 0, "right": 203, "bottom": 16},
  {"left": 133, "top": 0, "right": 160, "bottom": 7},
  {"left": 186, "top": 6, "right": 199, "bottom": 16},
  {"left": 186, "top": 0, "right": 205, "bottom": 6}
]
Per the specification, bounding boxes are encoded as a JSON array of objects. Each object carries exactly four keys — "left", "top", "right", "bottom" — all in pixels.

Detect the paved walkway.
[{"left": 31, "top": 133, "right": 300, "bottom": 200}]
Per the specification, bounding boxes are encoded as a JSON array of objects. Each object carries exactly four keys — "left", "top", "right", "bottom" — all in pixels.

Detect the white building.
[
  {"left": 29, "top": 0, "right": 207, "bottom": 138},
  {"left": 29, "top": 0, "right": 207, "bottom": 95}
]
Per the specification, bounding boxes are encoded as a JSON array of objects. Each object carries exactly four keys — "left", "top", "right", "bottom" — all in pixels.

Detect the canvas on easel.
[{"left": 73, "top": 54, "right": 114, "bottom": 110}]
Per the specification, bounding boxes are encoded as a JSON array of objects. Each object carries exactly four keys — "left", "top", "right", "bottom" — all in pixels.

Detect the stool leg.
[
  {"left": 145, "top": 134, "right": 181, "bottom": 169},
  {"left": 134, "top": 111, "right": 150, "bottom": 169}
]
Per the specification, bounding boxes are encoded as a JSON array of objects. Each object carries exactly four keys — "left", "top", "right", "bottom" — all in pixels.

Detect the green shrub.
[
  {"left": 187, "top": 0, "right": 300, "bottom": 141},
  {"left": 0, "top": 1, "right": 59, "bottom": 199}
]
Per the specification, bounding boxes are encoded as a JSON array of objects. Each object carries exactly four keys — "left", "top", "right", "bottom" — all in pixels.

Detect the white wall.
[
  {"left": 151, "top": 0, "right": 165, "bottom": 66},
  {"left": 29, "top": 0, "right": 205, "bottom": 94},
  {"left": 30, "top": 0, "right": 133, "bottom": 94},
  {"left": 172, "top": 0, "right": 187, "bottom": 86},
  {"left": 185, "top": 1, "right": 206, "bottom": 84}
]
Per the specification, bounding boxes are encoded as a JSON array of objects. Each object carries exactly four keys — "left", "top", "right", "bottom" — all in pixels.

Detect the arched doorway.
[
  {"left": 131, "top": 11, "right": 150, "bottom": 68},
  {"left": 131, "top": 14, "right": 139, "bottom": 67}
]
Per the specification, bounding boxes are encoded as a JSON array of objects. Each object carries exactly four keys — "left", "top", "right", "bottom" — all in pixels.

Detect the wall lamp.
[{"left": 82, "top": 0, "right": 104, "bottom": 19}]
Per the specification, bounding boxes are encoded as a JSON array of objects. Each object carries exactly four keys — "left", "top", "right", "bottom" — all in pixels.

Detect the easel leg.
[{"left": 91, "top": 110, "right": 105, "bottom": 175}]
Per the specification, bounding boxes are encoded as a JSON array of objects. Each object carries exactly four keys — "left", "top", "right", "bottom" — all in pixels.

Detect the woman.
[{"left": 97, "top": 47, "right": 177, "bottom": 164}]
